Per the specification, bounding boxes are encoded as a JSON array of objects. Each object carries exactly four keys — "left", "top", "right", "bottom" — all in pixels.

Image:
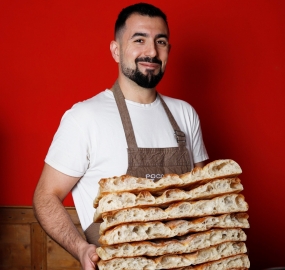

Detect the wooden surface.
[{"left": 0, "top": 206, "right": 83, "bottom": 270}]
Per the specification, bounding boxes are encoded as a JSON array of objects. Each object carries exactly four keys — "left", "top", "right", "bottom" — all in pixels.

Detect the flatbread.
[
  {"left": 94, "top": 178, "right": 243, "bottom": 221},
  {"left": 99, "top": 212, "right": 249, "bottom": 243},
  {"left": 94, "top": 159, "right": 242, "bottom": 207},
  {"left": 97, "top": 228, "right": 246, "bottom": 259},
  {"left": 97, "top": 241, "right": 247, "bottom": 270},
  {"left": 169, "top": 254, "right": 250, "bottom": 270},
  {"left": 99, "top": 194, "right": 249, "bottom": 233},
  {"left": 166, "top": 213, "right": 249, "bottom": 236}
]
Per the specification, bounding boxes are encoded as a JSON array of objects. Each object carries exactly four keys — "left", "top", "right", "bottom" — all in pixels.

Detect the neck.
[{"left": 115, "top": 76, "right": 157, "bottom": 104}]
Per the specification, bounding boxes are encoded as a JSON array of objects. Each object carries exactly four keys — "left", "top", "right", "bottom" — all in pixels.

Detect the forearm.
[
  {"left": 33, "top": 192, "right": 87, "bottom": 260},
  {"left": 194, "top": 161, "right": 206, "bottom": 168}
]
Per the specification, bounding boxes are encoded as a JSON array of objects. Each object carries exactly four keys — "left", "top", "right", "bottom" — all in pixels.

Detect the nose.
[{"left": 144, "top": 41, "right": 157, "bottom": 57}]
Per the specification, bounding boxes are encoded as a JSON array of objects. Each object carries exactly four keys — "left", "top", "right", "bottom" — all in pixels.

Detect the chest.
[{"left": 88, "top": 104, "right": 179, "bottom": 168}]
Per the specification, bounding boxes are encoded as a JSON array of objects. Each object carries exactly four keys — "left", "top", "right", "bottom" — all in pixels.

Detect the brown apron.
[{"left": 84, "top": 81, "right": 192, "bottom": 246}]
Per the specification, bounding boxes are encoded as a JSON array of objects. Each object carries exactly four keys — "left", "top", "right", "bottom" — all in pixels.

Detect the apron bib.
[{"left": 84, "top": 81, "right": 192, "bottom": 246}]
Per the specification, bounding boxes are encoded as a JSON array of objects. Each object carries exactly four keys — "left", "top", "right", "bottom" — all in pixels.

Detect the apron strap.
[
  {"left": 158, "top": 94, "right": 186, "bottom": 145},
  {"left": 112, "top": 80, "right": 186, "bottom": 149},
  {"left": 112, "top": 81, "right": 138, "bottom": 149}
]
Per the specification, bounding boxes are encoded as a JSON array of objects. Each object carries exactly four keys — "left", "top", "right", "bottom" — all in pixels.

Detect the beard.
[{"left": 121, "top": 57, "right": 164, "bottom": 88}]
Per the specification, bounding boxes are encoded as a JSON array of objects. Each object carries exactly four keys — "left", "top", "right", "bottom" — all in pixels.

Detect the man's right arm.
[{"left": 33, "top": 163, "right": 99, "bottom": 269}]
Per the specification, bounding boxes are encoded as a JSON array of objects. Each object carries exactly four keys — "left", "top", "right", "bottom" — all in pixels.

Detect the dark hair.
[{"left": 115, "top": 3, "right": 168, "bottom": 39}]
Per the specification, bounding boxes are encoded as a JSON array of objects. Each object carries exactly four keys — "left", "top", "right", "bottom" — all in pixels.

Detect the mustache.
[{"left": 135, "top": 57, "right": 162, "bottom": 65}]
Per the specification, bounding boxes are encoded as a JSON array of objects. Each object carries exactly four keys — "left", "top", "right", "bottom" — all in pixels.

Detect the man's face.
[{"left": 118, "top": 14, "right": 170, "bottom": 88}]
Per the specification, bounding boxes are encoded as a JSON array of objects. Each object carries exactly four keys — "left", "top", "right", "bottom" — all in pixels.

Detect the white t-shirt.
[{"left": 45, "top": 90, "right": 208, "bottom": 230}]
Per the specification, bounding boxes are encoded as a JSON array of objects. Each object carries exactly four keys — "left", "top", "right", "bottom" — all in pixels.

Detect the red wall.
[{"left": 1, "top": 1, "right": 285, "bottom": 269}]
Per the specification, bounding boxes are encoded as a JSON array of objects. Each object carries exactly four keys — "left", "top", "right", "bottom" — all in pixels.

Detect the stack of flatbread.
[{"left": 93, "top": 159, "right": 250, "bottom": 270}]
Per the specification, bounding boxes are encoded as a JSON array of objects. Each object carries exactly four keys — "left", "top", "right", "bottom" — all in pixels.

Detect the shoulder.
[
  {"left": 71, "top": 90, "right": 111, "bottom": 112},
  {"left": 64, "top": 90, "right": 114, "bottom": 120},
  {"left": 159, "top": 94, "right": 198, "bottom": 117}
]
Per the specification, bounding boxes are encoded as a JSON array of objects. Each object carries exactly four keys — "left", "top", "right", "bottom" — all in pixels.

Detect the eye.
[
  {"left": 134, "top": 39, "right": 144, "bottom": 43},
  {"left": 157, "top": 39, "right": 168, "bottom": 46}
]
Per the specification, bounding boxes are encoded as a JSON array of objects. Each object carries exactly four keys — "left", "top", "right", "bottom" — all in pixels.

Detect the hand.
[{"left": 79, "top": 243, "right": 99, "bottom": 270}]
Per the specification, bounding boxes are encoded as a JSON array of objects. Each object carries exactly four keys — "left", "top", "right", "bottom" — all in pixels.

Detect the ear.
[{"left": 110, "top": 40, "right": 120, "bottom": 63}]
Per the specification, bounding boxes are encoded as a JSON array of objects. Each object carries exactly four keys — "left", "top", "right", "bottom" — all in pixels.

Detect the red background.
[{"left": 1, "top": 1, "right": 285, "bottom": 269}]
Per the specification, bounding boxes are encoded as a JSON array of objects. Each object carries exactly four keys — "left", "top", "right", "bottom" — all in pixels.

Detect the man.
[{"left": 33, "top": 3, "right": 208, "bottom": 269}]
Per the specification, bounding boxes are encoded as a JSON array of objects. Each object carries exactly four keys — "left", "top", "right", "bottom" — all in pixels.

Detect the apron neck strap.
[
  {"left": 158, "top": 94, "right": 186, "bottom": 145},
  {"left": 112, "top": 81, "right": 138, "bottom": 149},
  {"left": 112, "top": 80, "right": 186, "bottom": 148}
]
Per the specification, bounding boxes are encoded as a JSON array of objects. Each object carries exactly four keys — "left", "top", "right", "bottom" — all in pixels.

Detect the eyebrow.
[{"left": 131, "top": 32, "right": 169, "bottom": 40}]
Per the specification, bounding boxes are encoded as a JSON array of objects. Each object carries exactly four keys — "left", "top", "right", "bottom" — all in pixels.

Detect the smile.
[{"left": 138, "top": 62, "right": 161, "bottom": 69}]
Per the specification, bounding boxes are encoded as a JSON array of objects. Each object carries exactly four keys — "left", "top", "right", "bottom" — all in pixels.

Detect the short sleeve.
[
  {"left": 191, "top": 112, "right": 208, "bottom": 164},
  {"left": 45, "top": 110, "right": 90, "bottom": 177}
]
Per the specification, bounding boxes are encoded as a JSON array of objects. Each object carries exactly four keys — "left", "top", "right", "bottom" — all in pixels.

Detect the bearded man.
[{"left": 33, "top": 3, "right": 208, "bottom": 269}]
